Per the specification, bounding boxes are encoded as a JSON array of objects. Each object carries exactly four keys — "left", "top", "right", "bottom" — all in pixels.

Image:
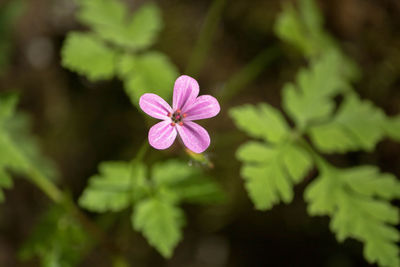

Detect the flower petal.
[
  {"left": 177, "top": 121, "right": 210, "bottom": 153},
  {"left": 183, "top": 95, "right": 220, "bottom": 120},
  {"left": 148, "top": 121, "right": 177, "bottom": 150},
  {"left": 139, "top": 93, "right": 172, "bottom": 120},
  {"left": 173, "top": 75, "right": 199, "bottom": 111}
]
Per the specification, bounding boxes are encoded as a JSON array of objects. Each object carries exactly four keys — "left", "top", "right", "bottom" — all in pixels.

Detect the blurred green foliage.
[
  {"left": 0, "top": 0, "right": 397, "bottom": 265},
  {"left": 384, "top": 116, "right": 400, "bottom": 142},
  {"left": 62, "top": 32, "right": 117, "bottom": 81},
  {"left": 306, "top": 164, "right": 400, "bottom": 267},
  {"left": 275, "top": 0, "right": 360, "bottom": 79},
  {"left": 282, "top": 51, "right": 352, "bottom": 130},
  {"left": 78, "top": 0, "right": 162, "bottom": 50},
  {"left": 230, "top": 104, "right": 312, "bottom": 210},
  {"left": 309, "top": 93, "right": 386, "bottom": 152},
  {"left": 61, "top": 0, "right": 178, "bottom": 106},
  {"left": 79, "top": 159, "right": 224, "bottom": 257},
  {"left": 117, "top": 51, "right": 179, "bottom": 105},
  {"left": 0, "top": 93, "right": 57, "bottom": 202},
  {"left": 230, "top": 0, "right": 400, "bottom": 266},
  {"left": 60, "top": 0, "right": 224, "bottom": 258},
  {"left": 19, "top": 205, "right": 90, "bottom": 267}
]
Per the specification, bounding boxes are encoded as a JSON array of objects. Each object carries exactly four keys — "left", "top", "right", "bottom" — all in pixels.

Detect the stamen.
[
  {"left": 176, "top": 115, "right": 181, "bottom": 119},
  {"left": 183, "top": 113, "right": 187, "bottom": 118},
  {"left": 176, "top": 109, "right": 181, "bottom": 113},
  {"left": 171, "top": 122, "right": 176, "bottom": 126},
  {"left": 179, "top": 122, "right": 183, "bottom": 126},
  {"left": 167, "top": 112, "right": 171, "bottom": 117}
]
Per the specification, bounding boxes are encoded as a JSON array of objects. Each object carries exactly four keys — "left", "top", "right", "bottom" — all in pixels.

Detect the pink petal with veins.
[
  {"left": 148, "top": 121, "right": 177, "bottom": 150},
  {"left": 173, "top": 75, "right": 199, "bottom": 111},
  {"left": 176, "top": 121, "right": 210, "bottom": 153},
  {"left": 139, "top": 93, "right": 172, "bottom": 120},
  {"left": 183, "top": 95, "right": 220, "bottom": 121}
]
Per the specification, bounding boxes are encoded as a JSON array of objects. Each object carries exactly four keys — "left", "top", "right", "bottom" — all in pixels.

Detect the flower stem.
[
  {"left": 28, "top": 167, "right": 63, "bottom": 203},
  {"left": 26, "top": 164, "right": 121, "bottom": 255},
  {"left": 185, "top": 0, "right": 227, "bottom": 76},
  {"left": 27, "top": 167, "right": 104, "bottom": 239},
  {"left": 218, "top": 46, "right": 280, "bottom": 103},
  {"left": 135, "top": 141, "right": 149, "bottom": 162}
]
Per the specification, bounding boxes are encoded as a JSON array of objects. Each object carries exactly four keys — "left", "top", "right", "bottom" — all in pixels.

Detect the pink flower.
[{"left": 139, "top": 75, "right": 220, "bottom": 153}]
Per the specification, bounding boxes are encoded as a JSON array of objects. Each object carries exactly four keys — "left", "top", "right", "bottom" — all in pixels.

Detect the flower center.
[{"left": 168, "top": 109, "right": 187, "bottom": 126}]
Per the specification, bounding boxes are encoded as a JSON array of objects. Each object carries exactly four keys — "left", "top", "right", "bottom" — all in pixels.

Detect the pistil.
[{"left": 169, "top": 109, "right": 186, "bottom": 126}]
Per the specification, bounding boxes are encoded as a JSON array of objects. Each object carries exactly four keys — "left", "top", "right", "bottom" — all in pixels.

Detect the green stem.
[
  {"left": 28, "top": 167, "right": 64, "bottom": 203},
  {"left": 27, "top": 167, "right": 106, "bottom": 241},
  {"left": 135, "top": 141, "right": 149, "bottom": 162},
  {"left": 185, "top": 0, "right": 227, "bottom": 76},
  {"left": 297, "top": 137, "right": 327, "bottom": 169},
  {"left": 218, "top": 46, "right": 280, "bottom": 103}
]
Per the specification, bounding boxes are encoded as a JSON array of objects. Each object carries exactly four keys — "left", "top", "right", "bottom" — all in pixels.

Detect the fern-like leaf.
[
  {"left": 19, "top": 205, "right": 90, "bottom": 267},
  {"left": 79, "top": 159, "right": 222, "bottom": 257},
  {"left": 236, "top": 141, "right": 312, "bottom": 210},
  {"left": 79, "top": 161, "right": 147, "bottom": 212},
  {"left": 308, "top": 94, "right": 386, "bottom": 153},
  {"left": 132, "top": 198, "right": 184, "bottom": 258},
  {"left": 305, "top": 164, "right": 400, "bottom": 267},
  {"left": 282, "top": 52, "right": 351, "bottom": 130},
  {"left": 274, "top": 0, "right": 360, "bottom": 81},
  {"left": 152, "top": 160, "right": 224, "bottom": 204},
  {"left": 229, "top": 103, "right": 289, "bottom": 144},
  {"left": 230, "top": 104, "right": 312, "bottom": 210}
]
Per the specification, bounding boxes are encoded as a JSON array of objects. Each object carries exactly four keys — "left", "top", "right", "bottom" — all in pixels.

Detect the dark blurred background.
[{"left": 0, "top": 0, "right": 399, "bottom": 266}]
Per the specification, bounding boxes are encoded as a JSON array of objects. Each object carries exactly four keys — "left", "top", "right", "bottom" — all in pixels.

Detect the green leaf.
[
  {"left": 383, "top": 115, "right": 400, "bottom": 142},
  {"left": 0, "top": 123, "right": 30, "bottom": 171},
  {"left": 237, "top": 141, "right": 312, "bottom": 210},
  {"left": 61, "top": 32, "right": 117, "bottom": 81},
  {"left": 152, "top": 160, "right": 196, "bottom": 186},
  {"left": 305, "top": 164, "right": 400, "bottom": 267},
  {"left": 0, "top": 92, "right": 18, "bottom": 121},
  {"left": 78, "top": 0, "right": 162, "bottom": 50},
  {"left": 79, "top": 159, "right": 221, "bottom": 258},
  {"left": 229, "top": 103, "right": 289, "bottom": 143},
  {"left": 308, "top": 94, "right": 386, "bottom": 153},
  {"left": 299, "top": 0, "right": 323, "bottom": 35},
  {"left": 5, "top": 113, "right": 58, "bottom": 180},
  {"left": 77, "top": 0, "right": 126, "bottom": 31},
  {"left": 0, "top": 169, "right": 13, "bottom": 189},
  {"left": 0, "top": 94, "right": 57, "bottom": 202},
  {"left": 282, "top": 51, "right": 351, "bottom": 130},
  {"left": 79, "top": 161, "right": 147, "bottom": 212},
  {"left": 118, "top": 51, "right": 179, "bottom": 106},
  {"left": 152, "top": 160, "right": 224, "bottom": 204},
  {"left": 132, "top": 198, "right": 184, "bottom": 258},
  {"left": 274, "top": 3, "right": 314, "bottom": 56},
  {"left": 274, "top": 0, "right": 340, "bottom": 58},
  {"left": 19, "top": 205, "right": 91, "bottom": 267},
  {"left": 343, "top": 166, "right": 400, "bottom": 200},
  {"left": 275, "top": 0, "right": 361, "bottom": 80},
  {"left": 0, "top": 97, "right": 24, "bottom": 174},
  {"left": 169, "top": 175, "right": 225, "bottom": 204},
  {"left": 274, "top": 0, "right": 332, "bottom": 57}
]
